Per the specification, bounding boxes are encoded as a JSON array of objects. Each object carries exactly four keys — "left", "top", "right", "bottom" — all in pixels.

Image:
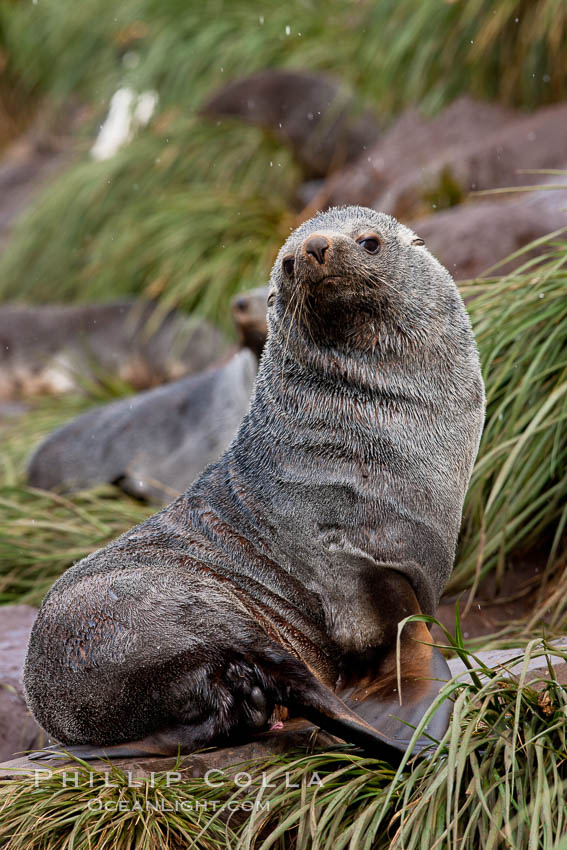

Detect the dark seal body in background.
[
  {"left": 24, "top": 206, "right": 485, "bottom": 760},
  {"left": 26, "top": 349, "right": 257, "bottom": 503},
  {"left": 25, "top": 287, "right": 269, "bottom": 503}
]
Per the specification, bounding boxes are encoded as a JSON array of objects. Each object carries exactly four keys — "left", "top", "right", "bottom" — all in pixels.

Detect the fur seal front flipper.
[
  {"left": 338, "top": 611, "right": 452, "bottom": 754},
  {"left": 320, "top": 550, "right": 452, "bottom": 755}
]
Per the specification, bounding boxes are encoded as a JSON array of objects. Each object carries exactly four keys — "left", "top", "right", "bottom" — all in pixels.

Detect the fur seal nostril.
[
  {"left": 282, "top": 254, "right": 295, "bottom": 277},
  {"left": 24, "top": 205, "right": 485, "bottom": 762},
  {"left": 304, "top": 234, "right": 330, "bottom": 265}
]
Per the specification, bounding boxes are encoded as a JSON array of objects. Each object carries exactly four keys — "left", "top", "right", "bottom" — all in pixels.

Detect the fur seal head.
[
  {"left": 271, "top": 206, "right": 464, "bottom": 361},
  {"left": 231, "top": 285, "right": 269, "bottom": 358}
]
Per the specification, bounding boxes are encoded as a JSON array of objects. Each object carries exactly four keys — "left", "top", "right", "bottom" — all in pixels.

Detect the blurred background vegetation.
[
  {"left": 0, "top": 0, "right": 566, "bottom": 629},
  {"left": 1, "top": 2, "right": 567, "bottom": 848},
  {"left": 1, "top": 0, "right": 567, "bottom": 320}
]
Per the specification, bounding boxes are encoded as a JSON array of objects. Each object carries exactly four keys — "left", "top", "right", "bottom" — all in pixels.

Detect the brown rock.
[
  {"left": 411, "top": 174, "right": 567, "bottom": 279},
  {"left": 0, "top": 300, "right": 228, "bottom": 400},
  {"left": 0, "top": 720, "right": 338, "bottom": 779},
  {"left": 321, "top": 96, "right": 517, "bottom": 212},
  {"left": 384, "top": 102, "right": 567, "bottom": 220},
  {"left": 434, "top": 548, "right": 553, "bottom": 643},
  {"left": 322, "top": 98, "right": 567, "bottom": 222},
  {"left": 202, "top": 69, "right": 380, "bottom": 178},
  {"left": 447, "top": 643, "right": 567, "bottom": 686},
  {"left": 0, "top": 605, "right": 43, "bottom": 762}
]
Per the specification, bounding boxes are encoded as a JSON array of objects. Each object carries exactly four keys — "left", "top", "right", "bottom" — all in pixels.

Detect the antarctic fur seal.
[
  {"left": 231, "top": 284, "right": 270, "bottom": 359},
  {"left": 24, "top": 206, "right": 485, "bottom": 760},
  {"left": 26, "top": 349, "right": 257, "bottom": 503},
  {"left": 26, "top": 288, "right": 268, "bottom": 503}
]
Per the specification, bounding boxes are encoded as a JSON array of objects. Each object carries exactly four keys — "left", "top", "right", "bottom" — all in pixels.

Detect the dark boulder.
[
  {"left": 202, "top": 69, "right": 380, "bottom": 179},
  {"left": 0, "top": 300, "right": 228, "bottom": 399},
  {"left": 0, "top": 605, "right": 42, "bottom": 762}
]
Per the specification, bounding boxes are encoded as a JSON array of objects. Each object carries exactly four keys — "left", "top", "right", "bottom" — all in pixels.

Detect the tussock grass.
[
  {"left": 0, "top": 485, "right": 151, "bottom": 605},
  {"left": 0, "top": 757, "right": 240, "bottom": 850},
  {"left": 370, "top": 0, "right": 567, "bottom": 112},
  {"left": 1, "top": 637, "right": 566, "bottom": 849},
  {"left": 232, "top": 617, "right": 567, "bottom": 850},
  {"left": 238, "top": 647, "right": 567, "bottom": 849},
  {"left": 0, "top": 395, "right": 151, "bottom": 605},
  {"left": 453, "top": 234, "right": 567, "bottom": 595},
  {"left": 0, "top": 117, "right": 296, "bottom": 328},
  {"left": 1, "top": 0, "right": 566, "bottom": 321},
  {"left": 3, "top": 0, "right": 565, "bottom": 113},
  {"left": 0, "top": 8, "right": 40, "bottom": 151}
]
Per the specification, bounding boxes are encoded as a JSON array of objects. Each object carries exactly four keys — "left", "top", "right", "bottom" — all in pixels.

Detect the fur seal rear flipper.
[
  {"left": 26, "top": 678, "right": 405, "bottom": 764},
  {"left": 28, "top": 564, "right": 450, "bottom": 763}
]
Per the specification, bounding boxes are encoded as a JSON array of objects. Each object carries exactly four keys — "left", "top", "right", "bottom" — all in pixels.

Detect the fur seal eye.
[
  {"left": 356, "top": 234, "right": 381, "bottom": 254},
  {"left": 412, "top": 237, "right": 425, "bottom": 246},
  {"left": 282, "top": 255, "right": 295, "bottom": 277}
]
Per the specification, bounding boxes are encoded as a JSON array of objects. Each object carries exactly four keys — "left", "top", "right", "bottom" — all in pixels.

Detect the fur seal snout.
[{"left": 24, "top": 205, "right": 485, "bottom": 761}]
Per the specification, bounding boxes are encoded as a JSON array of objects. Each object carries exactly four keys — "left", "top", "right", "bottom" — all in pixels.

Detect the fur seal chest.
[{"left": 24, "top": 206, "right": 485, "bottom": 760}]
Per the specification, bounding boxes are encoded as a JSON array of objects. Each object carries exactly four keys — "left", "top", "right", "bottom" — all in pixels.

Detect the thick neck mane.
[{"left": 247, "top": 319, "right": 438, "bottom": 444}]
